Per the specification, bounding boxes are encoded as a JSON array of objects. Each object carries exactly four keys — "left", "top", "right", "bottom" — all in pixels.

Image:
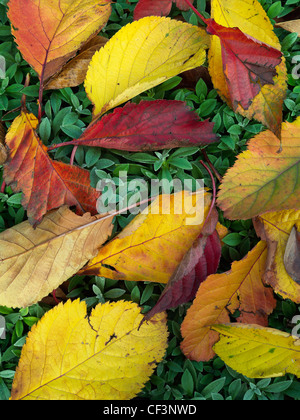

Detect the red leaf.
[
  {"left": 51, "top": 100, "right": 218, "bottom": 152},
  {"left": 4, "top": 112, "right": 100, "bottom": 225},
  {"left": 206, "top": 19, "right": 282, "bottom": 110},
  {"left": 133, "top": 0, "right": 194, "bottom": 20},
  {"left": 144, "top": 209, "right": 221, "bottom": 320}
]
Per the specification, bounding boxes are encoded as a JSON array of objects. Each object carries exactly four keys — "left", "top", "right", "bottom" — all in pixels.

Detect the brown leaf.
[
  {"left": 44, "top": 36, "right": 109, "bottom": 90},
  {"left": 284, "top": 225, "right": 300, "bottom": 284},
  {"left": 0, "top": 122, "right": 8, "bottom": 165}
]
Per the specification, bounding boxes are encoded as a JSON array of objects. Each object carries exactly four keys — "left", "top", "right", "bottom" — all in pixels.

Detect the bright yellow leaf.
[
  {"left": 11, "top": 299, "right": 168, "bottom": 400},
  {"left": 80, "top": 190, "right": 212, "bottom": 284},
  {"left": 254, "top": 208, "right": 300, "bottom": 303},
  {"left": 213, "top": 323, "right": 300, "bottom": 379},
  {"left": 209, "top": 0, "right": 287, "bottom": 138},
  {"left": 85, "top": 16, "right": 210, "bottom": 116}
]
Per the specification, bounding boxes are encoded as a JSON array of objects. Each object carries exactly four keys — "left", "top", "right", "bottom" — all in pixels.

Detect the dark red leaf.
[
  {"left": 206, "top": 19, "right": 283, "bottom": 110},
  {"left": 144, "top": 209, "right": 221, "bottom": 320},
  {"left": 51, "top": 100, "right": 218, "bottom": 152},
  {"left": 133, "top": 0, "right": 194, "bottom": 20}
]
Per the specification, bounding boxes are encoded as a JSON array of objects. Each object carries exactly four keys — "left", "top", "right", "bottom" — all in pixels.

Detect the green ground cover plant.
[{"left": 0, "top": 0, "right": 299, "bottom": 400}]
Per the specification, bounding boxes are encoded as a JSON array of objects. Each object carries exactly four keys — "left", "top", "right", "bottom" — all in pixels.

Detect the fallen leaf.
[
  {"left": 80, "top": 190, "right": 212, "bottom": 284},
  {"left": 144, "top": 209, "right": 221, "bottom": 320},
  {"left": 49, "top": 100, "right": 218, "bottom": 152},
  {"left": 217, "top": 116, "right": 300, "bottom": 220},
  {"left": 181, "top": 241, "right": 276, "bottom": 361},
  {"left": 276, "top": 19, "right": 300, "bottom": 36},
  {"left": 0, "top": 206, "right": 113, "bottom": 308},
  {"left": 254, "top": 209, "right": 300, "bottom": 303},
  {"left": 213, "top": 323, "right": 300, "bottom": 379},
  {"left": 208, "top": 0, "right": 287, "bottom": 138},
  {"left": 4, "top": 111, "right": 100, "bottom": 225},
  {"left": 8, "top": 0, "right": 111, "bottom": 84},
  {"left": 44, "top": 36, "right": 109, "bottom": 90},
  {"left": 133, "top": 0, "right": 193, "bottom": 20},
  {"left": 11, "top": 299, "right": 168, "bottom": 400},
  {"left": 0, "top": 122, "right": 7, "bottom": 165},
  {"left": 206, "top": 19, "right": 282, "bottom": 111},
  {"left": 284, "top": 226, "right": 300, "bottom": 284},
  {"left": 84, "top": 16, "right": 210, "bottom": 116}
]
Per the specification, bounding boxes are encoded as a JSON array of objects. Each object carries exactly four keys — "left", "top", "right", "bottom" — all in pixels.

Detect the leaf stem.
[
  {"left": 199, "top": 159, "right": 217, "bottom": 227},
  {"left": 201, "top": 149, "right": 222, "bottom": 183},
  {"left": 184, "top": 0, "right": 208, "bottom": 24}
]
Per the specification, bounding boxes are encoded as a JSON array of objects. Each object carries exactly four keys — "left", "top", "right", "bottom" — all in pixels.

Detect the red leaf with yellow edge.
[
  {"left": 4, "top": 112, "right": 100, "bottom": 225},
  {"left": 206, "top": 19, "right": 282, "bottom": 111},
  {"left": 49, "top": 100, "right": 218, "bottom": 153},
  {"left": 180, "top": 241, "right": 276, "bottom": 362},
  {"left": 7, "top": 0, "right": 111, "bottom": 83}
]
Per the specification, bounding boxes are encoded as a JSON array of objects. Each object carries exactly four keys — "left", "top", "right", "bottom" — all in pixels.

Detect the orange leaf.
[
  {"left": 180, "top": 241, "right": 276, "bottom": 361},
  {"left": 4, "top": 112, "right": 100, "bottom": 225},
  {"left": 8, "top": 0, "right": 111, "bottom": 83}
]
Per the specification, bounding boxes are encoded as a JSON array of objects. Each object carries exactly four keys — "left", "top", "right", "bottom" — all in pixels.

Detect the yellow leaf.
[
  {"left": 181, "top": 241, "right": 276, "bottom": 361},
  {"left": 217, "top": 116, "right": 300, "bottom": 220},
  {"left": 213, "top": 323, "right": 300, "bottom": 379},
  {"left": 254, "top": 209, "right": 300, "bottom": 303},
  {"left": 8, "top": 0, "right": 112, "bottom": 82},
  {"left": 80, "top": 190, "right": 212, "bottom": 283},
  {"left": 208, "top": 0, "right": 287, "bottom": 138},
  {"left": 0, "top": 207, "right": 113, "bottom": 308},
  {"left": 11, "top": 299, "right": 168, "bottom": 400},
  {"left": 85, "top": 16, "right": 210, "bottom": 116}
]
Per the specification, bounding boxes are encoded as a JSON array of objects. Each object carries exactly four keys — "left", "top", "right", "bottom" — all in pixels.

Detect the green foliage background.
[{"left": 0, "top": 0, "right": 299, "bottom": 400}]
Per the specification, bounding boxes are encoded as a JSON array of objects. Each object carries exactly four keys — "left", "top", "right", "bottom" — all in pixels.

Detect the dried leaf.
[
  {"left": 213, "top": 323, "right": 300, "bottom": 379},
  {"left": 80, "top": 190, "right": 212, "bottom": 284},
  {"left": 0, "top": 206, "right": 114, "bottom": 308},
  {"left": 54, "top": 100, "right": 218, "bottom": 152},
  {"left": 276, "top": 19, "right": 300, "bottom": 36},
  {"left": 217, "top": 117, "right": 300, "bottom": 220},
  {"left": 284, "top": 226, "right": 300, "bottom": 284},
  {"left": 84, "top": 16, "right": 210, "bottom": 116},
  {"left": 11, "top": 300, "right": 168, "bottom": 399},
  {"left": 4, "top": 111, "right": 100, "bottom": 225},
  {"left": 181, "top": 241, "right": 276, "bottom": 361},
  {"left": 8, "top": 0, "right": 111, "bottom": 83},
  {"left": 0, "top": 122, "right": 7, "bottom": 165},
  {"left": 44, "top": 36, "right": 109, "bottom": 90}
]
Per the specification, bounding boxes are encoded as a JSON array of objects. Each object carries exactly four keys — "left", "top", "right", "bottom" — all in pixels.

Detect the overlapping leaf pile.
[{"left": 1, "top": 0, "right": 299, "bottom": 400}]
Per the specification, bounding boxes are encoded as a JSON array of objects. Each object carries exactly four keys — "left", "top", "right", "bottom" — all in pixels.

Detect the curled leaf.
[{"left": 284, "top": 226, "right": 300, "bottom": 284}]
